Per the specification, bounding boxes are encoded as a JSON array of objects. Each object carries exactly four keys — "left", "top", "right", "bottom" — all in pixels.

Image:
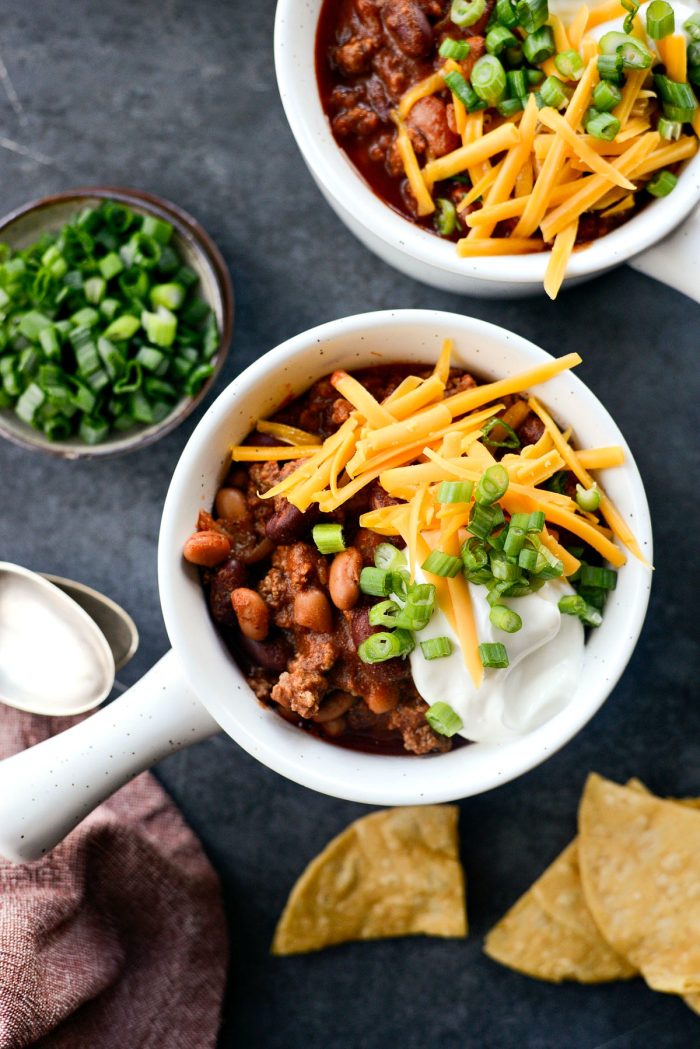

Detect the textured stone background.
[{"left": 0, "top": 1, "right": 699, "bottom": 1046}]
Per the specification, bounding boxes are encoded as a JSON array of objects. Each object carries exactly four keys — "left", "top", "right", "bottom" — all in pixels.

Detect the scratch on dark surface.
[
  {"left": 0, "top": 47, "right": 26, "bottom": 124},
  {"left": 0, "top": 134, "right": 56, "bottom": 167},
  {"left": 590, "top": 1019, "right": 662, "bottom": 1048}
]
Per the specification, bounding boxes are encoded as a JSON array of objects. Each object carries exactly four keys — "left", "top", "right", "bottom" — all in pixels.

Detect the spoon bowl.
[
  {"left": 0, "top": 563, "right": 115, "bottom": 716},
  {"left": 42, "top": 574, "right": 139, "bottom": 674}
]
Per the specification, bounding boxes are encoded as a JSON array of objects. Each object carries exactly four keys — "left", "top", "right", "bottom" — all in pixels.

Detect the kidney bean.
[
  {"left": 244, "top": 431, "right": 279, "bottom": 447},
  {"left": 231, "top": 588, "right": 270, "bottom": 641},
  {"left": 383, "top": 0, "right": 433, "bottom": 56},
  {"left": 238, "top": 634, "right": 290, "bottom": 673},
  {"left": 348, "top": 606, "right": 379, "bottom": 648},
  {"left": 215, "top": 487, "right": 250, "bottom": 522},
  {"left": 265, "top": 500, "right": 319, "bottom": 543},
  {"left": 294, "top": 589, "right": 333, "bottom": 633},
  {"left": 237, "top": 537, "right": 275, "bottom": 565},
  {"left": 312, "top": 690, "right": 356, "bottom": 723},
  {"left": 329, "top": 548, "right": 362, "bottom": 610},
  {"left": 208, "top": 557, "right": 246, "bottom": 625},
  {"left": 183, "top": 530, "right": 231, "bottom": 567}
]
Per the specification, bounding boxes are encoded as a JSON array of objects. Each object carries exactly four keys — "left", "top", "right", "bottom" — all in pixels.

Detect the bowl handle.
[
  {"left": 0, "top": 649, "right": 219, "bottom": 863},
  {"left": 628, "top": 204, "right": 700, "bottom": 305}
]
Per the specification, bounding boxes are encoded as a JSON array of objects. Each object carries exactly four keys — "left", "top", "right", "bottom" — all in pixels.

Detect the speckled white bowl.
[
  {"left": 274, "top": 0, "right": 700, "bottom": 300},
  {"left": 0, "top": 310, "right": 652, "bottom": 861}
]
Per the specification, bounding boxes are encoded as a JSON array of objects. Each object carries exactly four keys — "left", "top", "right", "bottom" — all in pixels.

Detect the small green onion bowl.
[{"left": 0, "top": 187, "right": 234, "bottom": 459}]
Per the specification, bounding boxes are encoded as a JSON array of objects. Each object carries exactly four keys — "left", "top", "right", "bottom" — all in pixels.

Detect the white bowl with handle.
[
  {"left": 274, "top": 0, "right": 700, "bottom": 301},
  {"left": 0, "top": 310, "right": 652, "bottom": 862}
]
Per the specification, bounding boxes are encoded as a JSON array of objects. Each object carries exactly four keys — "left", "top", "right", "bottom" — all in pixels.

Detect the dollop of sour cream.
[{"left": 408, "top": 570, "right": 585, "bottom": 744}]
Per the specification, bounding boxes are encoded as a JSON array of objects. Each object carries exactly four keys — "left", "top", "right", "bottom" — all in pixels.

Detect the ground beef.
[
  {"left": 387, "top": 697, "right": 451, "bottom": 754},
  {"left": 518, "top": 412, "right": 545, "bottom": 446}
]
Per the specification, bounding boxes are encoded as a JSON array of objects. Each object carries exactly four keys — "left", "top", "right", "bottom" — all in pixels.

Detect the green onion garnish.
[
  {"left": 359, "top": 566, "right": 394, "bottom": 597},
  {"left": 486, "top": 24, "right": 518, "bottom": 55},
  {"left": 468, "top": 502, "right": 504, "bottom": 539},
  {"left": 503, "top": 513, "right": 529, "bottom": 557},
  {"left": 527, "top": 510, "right": 545, "bottom": 533},
  {"left": 425, "top": 701, "right": 463, "bottom": 736},
  {"left": 575, "top": 483, "right": 601, "bottom": 511},
  {"left": 420, "top": 637, "right": 453, "bottom": 661},
  {"left": 357, "top": 629, "right": 415, "bottom": 664},
  {"left": 522, "top": 26, "right": 556, "bottom": 65},
  {"left": 506, "top": 69, "right": 528, "bottom": 100},
  {"left": 554, "top": 49, "right": 584, "bottom": 81},
  {"left": 558, "top": 594, "right": 587, "bottom": 617},
  {"left": 621, "top": 0, "right": 640, "bottom": 33},
  {"left": 646, "top": 0, "right": 674, "bottom": 39},
  {"left": 368, "top": 600, "right": 402, "bottom": 627},
  {"left": 471, "top": 55, "right": 508, "bottom": 105},
  {"left": 597, "top": 53, "right": 625, "bottom": 84},
  {"left": 515, "top": 0, "right": 549, "bottom": 32},
  {"left": 439, "top": 37, "right": 472, "bottom": 60},
  {"left": 422, "top": 550, "right": 463, "bottom": 577},
  {"left": 585, "top": 109, "right": 621, "bottom": 141},
  {"left": 497, "top": 0, "right": 519, "bottom": 27},
  {"left": 443, "top": 70, "right": 484, "bottom": 111},
  {"left": 475, "top": 464, "right": 509, "bottom": 506},
  {"left": 580, "top": 565, "right": 617, "bottom": 590},
  {"left": 489, "top": 604, "right": 523, "bottom": 633},
  {"left": 462, "top": 537, "right": 490, "bottom": 574},
  {"left": 580, "top": 603, "right": 603, "bottom": 627},
  {"left": 481, "top": 417, "right": 520, "bottom": 448},
  {"left": 374, "top": 542, "right": 406, "bottom": 572},
  {"left": 490, "top": 549, "right": 523, "bottom": 582},
  {"left": 434, "top": 198, "right": 459, "bottom": 237},
  {"left": 684, "top": 12, "right": 700, "bottom": 40},
  {"left": 479, "top": 642, "right": 510, "bottom": 669},
  {"left": 451, "top": 0, "right": 486, "bottom": 26},
  {"left": 395, "top": 582, "right": 437, "bottom": 630},
  {"left": 592, "top": 80, "right": 623, "bottom": 112},
  {"left": 647, "top": 169, "right": 678, "bottom": 197},
  {"left": 312, "top": 522, "right": 346, "bottom": 554},
  {"left": 540, "top": 75, "right": 572, "bottom": 109},
  {"left": 437, "top": 480, "right": 474, "bottom": 503},
  {"left": 497, "top": 97, "right": 525, "bottom": 117}
]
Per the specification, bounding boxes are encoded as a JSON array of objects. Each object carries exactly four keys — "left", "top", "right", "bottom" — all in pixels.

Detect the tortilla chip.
[
  {"left": 578, "top": 773, "right": 700, "bottom": 996},
  {"left": 485, "top": 843, "right": 634, "bottom": 983},
  {"left": 271, "top": 805, "right": 466, "bottom": 955}
]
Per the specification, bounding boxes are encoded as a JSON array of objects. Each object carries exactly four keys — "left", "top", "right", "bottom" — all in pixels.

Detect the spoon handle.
[{"left": 0, "top": 649, "right": 218, "bottom": 863}]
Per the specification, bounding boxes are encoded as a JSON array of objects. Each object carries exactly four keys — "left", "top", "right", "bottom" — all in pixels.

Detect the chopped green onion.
[
  {"left": 526, "top": 68, "right": 545, "bottom": 85},
  {"left": 123, "top": 231, "right": 161, "bottom": 269},
  {"left": 471, "top": 55, "right": 508, "bottom": 104},
  {"left": 646, "top": 0, "right": 674, "bottom": 39},
  {"left": 439, "top": 37, "right": 472, "bottom": 60},
  {"left": 490, "top": 549, "right": 523, "bottom": 581},
  {"left": 183, "top": 363, "right": 214, "bottom": 395},
  {"left": 487, "top": 24, "right": 518, "bottom": 54},
  {"left": 119, "top": 268, "right": 149, "bottom": 300},
  {"left": 554, "top": 49, "right": 584, "bottom": 81},
  {"left": 113, "top": 361, "right": 142, "bottom": 394},
  {"left": 654, "top": 74, "right": 697, "bottom": 114},
  {"left": 515, "top": 0, "right": 548, "bottom": 32},
  {"left": 434, "top": 198, "right": 459, "bottom": 237},
  {"left": 647, "top": 169, "right": 678, "bottom": 196},
  {"left": 475, "top": 464, "right": 509, "bottom": 505},
  {"left": 360, "top": 566, "right": 394, "bottom": 597},
  {"left": 103, "top": 314, "right": 141, "bottom": 341},
  {"left": 422, "top": 549, "right": 463, "bottom": 577},
  {"left": 84, "top": 276, "right": 106, "bottom": 304},
  {"left": 15, "top": 382, "right": 45, "bottom": 425},
  {"left": 141, "top": 307, "right": 177, "bottom": 347},
  {"left": 358, "top": 629, "right": 415, "bottom": 664},
  {"left": 444, "top": 70, "right": 483, "bottom": 112},
  {"left": 437, "top": 480, "right": 474, "bottom": 503},
  {"left": 461, "top": 536, "right": 489, "bottom": 572},
  {"left": 558, "top": 594, "right": 587, "bottom": 617},
  {"left": 580, "top": 603, "right": 603, "bottom": 627},
  {"left": 522, "top": 25, "right": 555, "bottom": 64},
  {"left": 575, "top": 483, "right": 601, "bottom": 511},
  {"left": 497, "top": 97, "right": 524, "bottom": 116},
  {"left": 496, "top": 0, "right": 519, "bottom": 26},
  {"left": 395, "top": 583, "right": 436, "bottom": 630},
  {"left": 684, "top": 12, "right": 700, "bottom": 40},
  {"left": 541, "top": 75, "right": 572, "bottom": 109},
  {"left": 597, "top": 53, "right": 625, "bottom": 84},
  {"left": 368, "top": 600, "right": 402, "bottom": 627},
  {"left": 79, "top": 413, "right": 109, "bottom": 444},
  {"left": 374, "top": 542, "right": 406, "bottom": 572},
  {"left": 468, "top": 501, "right": 504, "bottom": 539},
  {"left": 503, "top": 513, "right": 529, "bottom": 557},
  {"left": 578, "top": 585, "right": 606, "bottom": 610},
  {"left": 592, "top": 80, "right": 623, "bottom": 112},
  {"left": 98, "top": 251, "right": 124, "bottom": 280},
  {"left": 425, "top": 701, "right": 463, "bottom": 736},
  {"left": 479, "top": 641, "right": 509, "bottom": 668},
  {"left": 451, "top": 0, "right": 486, "bottom": 27},
  {"left": 622, "top": 0, "right": 640, "bottom": 33},
  {"left": 489, "top": 604, "right": 523, "bottom": 633},
  {"left": 141, "top": 214, "right": 173, "bottom": 244},
  {"left": 18, "top": 310, "right": 52, "bottom": 341},
  {"left": 527, "top": 511, "right": 545, "bottom": 532},
  {"left": 585, "top": 109, "right": 621, "bottom": 140},
  {"left": 580, "top": 565, "right": 617, "bottom": 590},
  {"left": 312, "top": 522, "right": 346, "bottom": 554},
  {"left": 504, "top": 44, "right": 524, "bottom": 67},
  {"left": 600, "top": 32, "right": 653, "bottom": 68},
  {"left": 38, "top": 326, "right": 60, "bottom": 359},
  {"left": 506, "top": 69, "right": 528, "bottom": 99},
  {"left": 420, "top": 637, "right": 453, "bottom": 661}
]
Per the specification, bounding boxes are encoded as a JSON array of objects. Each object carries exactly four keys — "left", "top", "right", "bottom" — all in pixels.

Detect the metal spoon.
[
  {"left": 0, "top": 562, "right": 115, "bottom": 716},
  {"left": 41, "top": 573, "right": 139, "bottom": 673}
]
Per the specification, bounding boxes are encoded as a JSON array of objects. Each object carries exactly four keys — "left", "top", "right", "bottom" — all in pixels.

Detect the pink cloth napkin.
[{"left": 0, "top": 706, "right": 228, "bottom": 1048}]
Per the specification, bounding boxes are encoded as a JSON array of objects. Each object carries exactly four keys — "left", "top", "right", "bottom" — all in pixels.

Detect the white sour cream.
[{"left": 408, "top": 571, "right": 585, "bottom": 744}]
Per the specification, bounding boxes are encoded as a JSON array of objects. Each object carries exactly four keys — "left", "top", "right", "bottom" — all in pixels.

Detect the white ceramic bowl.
[
  {"left": 0, "top": 310, "right": 653, "bottom": 861},
  {"left": 274, "top": 0, "right": 700, "bottom": 299}
]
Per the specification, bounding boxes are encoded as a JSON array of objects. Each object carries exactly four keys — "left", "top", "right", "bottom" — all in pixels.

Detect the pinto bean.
[
  {"left": 329, "top": 548, "right": 362, "bottom": 610},
  {"left": 208, "top": 557, "right": 246, "bottom": 625},
  {"left": 231, "top": 588, "right": 270, "bottom": 641},
  {"left": 366, "top": 683, "right": 399, "bottom": 714},
  {"left": 183, "top": 530, "right": 231, "bottom": 567},
  {"left": 265, "top": 501, "right": 319, "bottom": 543},
  {"left": 322, "top": 716, "right": 348, "bottom": 737},
  {"left": 311, "top": 690, "right": 356, "bottom": 723},
  {"left": 294, "top": 589, "right": 333, "bottom": 633},
  {"left": 406, "top": 96, "right": 460, "bottom": 158},
  {"left": 383, "top": 0, "right": 433, "bottom": 56},
  {"left": 215, "top": 487, "right": 250, "bottom": 522},
  {"left": 238, "top": 634, "right": 291, "bottom": 673}
]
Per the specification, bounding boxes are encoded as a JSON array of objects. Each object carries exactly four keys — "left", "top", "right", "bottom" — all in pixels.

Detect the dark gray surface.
[{"left": 0, "top": 2, "right": 699, "bottom": 1046}]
